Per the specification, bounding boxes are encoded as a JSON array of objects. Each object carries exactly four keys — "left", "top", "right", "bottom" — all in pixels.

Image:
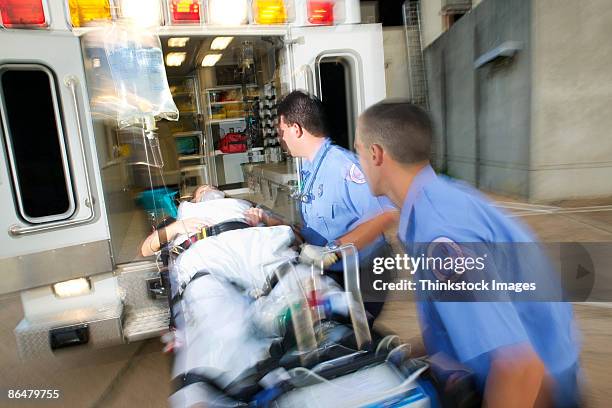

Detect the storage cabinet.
[
  {"left": 168, "top": 76, "right": 209, "bottom": 198},
  {"left": 204, "top": 84, "right": 264, "bottom": 187}
]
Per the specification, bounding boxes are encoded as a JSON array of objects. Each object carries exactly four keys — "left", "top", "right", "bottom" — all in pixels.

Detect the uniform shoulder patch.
[
  {"left": 427, "top": 237, "right": 465, "bottom": 282},
  {"left": 347, "top": 163, "right": 366, "bottom": 184}
]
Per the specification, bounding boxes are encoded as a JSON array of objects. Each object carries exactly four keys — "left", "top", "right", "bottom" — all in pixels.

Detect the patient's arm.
[
  {"left": 245, "top": 208, "right": 304, "bottom": 245},
  {"left": 335, "top": 210, "right": 399, "bottom": 251},
  {"left": 140, "top": 217, "right": 208, "bottom": 257},
  {"left": 244, "top": 207, "right": 285, "bottom": 227}
]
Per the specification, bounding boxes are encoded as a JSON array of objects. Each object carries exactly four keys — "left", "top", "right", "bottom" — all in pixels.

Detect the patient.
[{"left": 140, "top": 185, "right": 252, "bottom": 257}]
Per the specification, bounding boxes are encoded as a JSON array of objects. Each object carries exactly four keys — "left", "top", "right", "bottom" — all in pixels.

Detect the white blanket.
[
  {"left": 172, "top": 198, "right": 252, "bottom": 247},
  {"left": 170, "top": 225, "right": 297, "bottom": 382},
  {"left": 177, "top": 273, "right": 273, "bottom": 388},
  {"left": 176, "top": 198, "right": 251, "bottom": 223},
  {"left": 174, "top": 225, "right": 297, "bottom": 290}
]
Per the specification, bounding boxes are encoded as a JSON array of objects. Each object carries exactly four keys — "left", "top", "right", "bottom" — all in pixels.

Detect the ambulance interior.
[{"left": 101, "top": 33, "right": 358, "bottom": 264}]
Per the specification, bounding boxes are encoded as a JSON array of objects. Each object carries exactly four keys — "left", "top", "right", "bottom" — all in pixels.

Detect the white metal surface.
[
  {"left": 14, "top": 302, "right": 123, "bottom": 360},
  {"left": 0, "top": 29, "right": 110, "bottom": 293},
  {"left": 123, "top": 305, "right": 170, "bottom": 342},
  {"left": 21, "top": 273, "right": 119, "bottom": 321},
  {"left": 289, "top": 24, "right": 387, "bottom": 109}
]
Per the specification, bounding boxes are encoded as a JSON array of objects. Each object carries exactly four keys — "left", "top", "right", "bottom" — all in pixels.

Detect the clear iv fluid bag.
[{"left": 83, "top": 22, "right": 179, "bottom": 127}]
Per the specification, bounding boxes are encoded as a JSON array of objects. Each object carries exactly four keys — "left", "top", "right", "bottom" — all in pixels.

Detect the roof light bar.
[
  {"left": 68, "top": 0, "right": 113, "bottom": 28},
  {"left": 308, "top": 1, "right": 334, "bottom": 25},
  {"left": 117, "top": 0, "right": 163, "bottom": 27},
  {"left": 253, "top": 0, "right": 288, "bottom": 24},
  {"left": 208, "top": 0, "right": 247, "bottom": 25},
  {"left": 169, "top": 0, "right": 201, "bottom": 24},
  {"left": 0, "top": 0, "right": 48, "bottom": 28}
]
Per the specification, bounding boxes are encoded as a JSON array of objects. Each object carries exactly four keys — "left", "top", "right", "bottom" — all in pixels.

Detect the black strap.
[
  {"left": 175, "top": 221, "right": 251, "bottom": 253},
  {"left": 204, "top": 221, "right": 250, "bottom": 237},
  {"left": 170, "top": 270, "right": 211, "bottom": 307}
]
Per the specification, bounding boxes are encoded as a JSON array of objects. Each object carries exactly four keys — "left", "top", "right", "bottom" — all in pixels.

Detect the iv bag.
[{"left": 82, "top": 22, "right": 179, "bottom": 127}]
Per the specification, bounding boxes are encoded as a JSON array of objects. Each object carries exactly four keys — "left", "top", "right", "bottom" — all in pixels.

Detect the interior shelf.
[
  {"left": 209, "top": 118, "right": 246, "bottom": 124},
  {"left": 205, "top": 84, "right": 258, "bottom": 92}
]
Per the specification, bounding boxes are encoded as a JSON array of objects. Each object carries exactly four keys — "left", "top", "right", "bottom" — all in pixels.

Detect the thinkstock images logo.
[{"left": 365, "top": 241, "right": 608, "bottom": 303}]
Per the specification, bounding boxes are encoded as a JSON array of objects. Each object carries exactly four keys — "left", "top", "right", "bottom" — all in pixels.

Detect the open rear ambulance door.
[
  {"left": 0, "top": 29, "right": 111, "bottom": 295},
  {"left": 280, "top": 23, "right": 386, "bottom": 207},
  {"left": 288, "top": 23, "right": 386, "bottom": 150}
]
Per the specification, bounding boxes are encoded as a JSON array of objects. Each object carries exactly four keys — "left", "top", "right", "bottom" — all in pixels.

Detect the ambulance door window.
[
  {"left": 0, "top": 66, "right": 75, "bottom": 223},
  {"left": 316, "top": 56, "right": 357, "bottom": 151}
]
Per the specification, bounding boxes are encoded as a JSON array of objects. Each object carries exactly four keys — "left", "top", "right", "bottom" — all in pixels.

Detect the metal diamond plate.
[{"left": 14, "top": 303, "right": 123, "bottom": 360}]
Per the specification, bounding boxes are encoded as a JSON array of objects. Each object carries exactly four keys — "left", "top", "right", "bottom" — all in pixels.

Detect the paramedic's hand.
[
  {"left": 245, "top": 208, "right": 268, "bottom": 226},
  {"left": 299, "top": 244, "right": 339, "bottom": 268}
]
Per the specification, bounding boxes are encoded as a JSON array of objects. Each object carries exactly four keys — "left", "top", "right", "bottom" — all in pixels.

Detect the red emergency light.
[
  {"left": 0, "top": 0, "right": 48, "bottom": 28},
  {"left": 308, "top": 1, "right": 334, "bottom": 25},
  {"left": 169, "top": 0, "right": 201, "bottom": 23}
]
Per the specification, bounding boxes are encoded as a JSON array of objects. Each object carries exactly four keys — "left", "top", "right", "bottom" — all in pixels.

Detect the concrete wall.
[
  {"left": 424, "top": 36, "right": 447, "bottom": 171},
  {"left": 421, "top": 0, "right": 444, "bottom": 48},
  {"left": 473, "top": 0, "right": 532, "bottom": 196},
  {"left": 425, "top": 0, "right": 532, "bottom": 195},
  {"left": 422, "top": 0, "right": 485, "bottom": 48},
  {"left": 530, "top": 0, "right": 612, "bottom": 201},
  {"left": 383, "top": 27, "right": 412, "bottom": 99},
  {"left": 429, "top": 15, "right": 479, "bottom": 184}
]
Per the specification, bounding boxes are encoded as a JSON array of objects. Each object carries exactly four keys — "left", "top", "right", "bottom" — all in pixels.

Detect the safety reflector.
[
  {"left": 253, "top": 0, "right": 287, "bottom": 24},
  {"left": 68, "top": 0, "right": 112, "bottom": 28},
  {"left": 308, "top": 0, "right": 334, "bottom": 25},
  {"left": 169, "top": 0, "right": 201, "bottom": 23},
  {"left": 0, "top": 0, "right": 48, "bottom": 28}
]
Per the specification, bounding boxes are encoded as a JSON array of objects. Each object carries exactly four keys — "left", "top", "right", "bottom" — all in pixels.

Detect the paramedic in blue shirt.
[
  {"left": 245, "top": 91, "right": 398, "bottom": 320},
  {"left": 353, "top": 100, "right": 581, "bottom": 407}
]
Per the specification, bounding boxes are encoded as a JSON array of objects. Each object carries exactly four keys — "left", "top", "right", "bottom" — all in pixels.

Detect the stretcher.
[{"left": 165, "top": 224, "right": 434, "bottom": 408}]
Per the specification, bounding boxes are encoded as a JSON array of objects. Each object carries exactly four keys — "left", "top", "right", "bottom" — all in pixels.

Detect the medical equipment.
[
  {"left": 290, "top": 143, "right": 332, "bottom": 203},
  {"left": 166, "top": 231, "right": 433, "bottom": 407}
]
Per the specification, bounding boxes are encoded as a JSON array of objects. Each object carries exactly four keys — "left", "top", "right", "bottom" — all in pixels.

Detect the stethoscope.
[{"left": 291, "top": 143, "right": 332, "bottom": 204}]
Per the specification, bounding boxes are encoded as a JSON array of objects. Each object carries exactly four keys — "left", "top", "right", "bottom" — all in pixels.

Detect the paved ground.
[{"left": 0, "top": 197, "right": 611, "bottom": 407}]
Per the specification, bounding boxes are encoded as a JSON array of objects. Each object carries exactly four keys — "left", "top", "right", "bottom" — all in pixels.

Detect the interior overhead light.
[
  {"left": 166, "top": 52, "right": 187, "bottom": 66},
  {"left": 210, "top": 37, "right": 234, "bottom": 50},
  {"left": 201, "top": 53, "right": 223, "bottom": 67},
  {"left": 168, "top": 37, "right": 190, "bottom": 47}
]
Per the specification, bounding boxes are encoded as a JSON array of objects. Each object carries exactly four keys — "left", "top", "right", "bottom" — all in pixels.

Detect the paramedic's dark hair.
[
  {"left": 358, "top": 100, "right": 432, "bottom": 165},
  {"left": 277, "top": 90, "right": 329, "bottom": 137}
]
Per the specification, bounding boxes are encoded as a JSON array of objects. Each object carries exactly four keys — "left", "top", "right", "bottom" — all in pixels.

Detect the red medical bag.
[{"left": 219, "top": 133, "right": 247, "bottom": 153}]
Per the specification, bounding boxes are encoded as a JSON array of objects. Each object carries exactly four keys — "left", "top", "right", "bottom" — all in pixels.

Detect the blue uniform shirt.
[
  {"left": 300, "top": 138, "right": 392, "bottom": 270},
  {"left": 398, "top": 165, "right": 580, "bottom": 407}
]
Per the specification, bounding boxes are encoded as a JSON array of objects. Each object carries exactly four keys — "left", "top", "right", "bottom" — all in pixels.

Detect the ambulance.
[{"left": 0, "top": 0, "right": 396, "bottom": 357}]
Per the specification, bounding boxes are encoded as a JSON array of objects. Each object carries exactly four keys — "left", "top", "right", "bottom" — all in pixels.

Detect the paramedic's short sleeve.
[
  {"left": 377, "top": 195, "right": 397, "bottom": 211},
  {"left": 344, "top": 178, "right": 386, "bottom": 220},
  {"left": 433, "top": 301, "right": 530, "bottom": 363}
]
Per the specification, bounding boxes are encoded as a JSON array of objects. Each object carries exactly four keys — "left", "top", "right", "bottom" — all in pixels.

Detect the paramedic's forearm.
[
  {"left": 337, "top": 211, "right": 399, "bottom": 250},
  {"left": 407, "top": 335, "right": 426, "bottom": 357},
  {"left": 484, "top": 345, "right": 546, "bottom": 408},
  {"left": 264, "top": 213, "right": 285, "bottom": 227}
]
